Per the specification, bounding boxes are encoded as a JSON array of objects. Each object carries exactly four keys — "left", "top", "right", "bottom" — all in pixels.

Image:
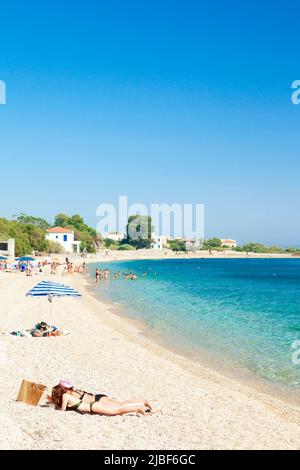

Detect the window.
[{"left": 64, "top": 235, "right": 68, "bottom": 242}]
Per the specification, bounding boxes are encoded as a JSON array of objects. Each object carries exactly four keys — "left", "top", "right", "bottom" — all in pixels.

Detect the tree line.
[
  {"left": 1, "top": 213, "right": 298, "bottom": 256},
  {"left": 0, "top": 213, "right": 101, "bottom": 257}
]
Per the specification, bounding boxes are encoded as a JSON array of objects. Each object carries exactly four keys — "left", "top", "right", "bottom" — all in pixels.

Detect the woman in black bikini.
[
  {"left": 51, "top": 384, "right": 153, "bottom": 416},
  {"left": 55, "top": 382, "right": 108, "bottom": 404}
]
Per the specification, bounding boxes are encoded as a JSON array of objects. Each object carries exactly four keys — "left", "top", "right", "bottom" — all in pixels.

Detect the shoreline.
[
  {"left": 84, "top": 264, "right": 300, "bottom": 409},
  {"left": 1, "top": 269, "right": 300, "bottom": 449},
  {"left": 70, "top": 274, "right": 300, "bottom": 438},
  {"left": 83, "top": 249, "right": 299, "bottom": 265}
]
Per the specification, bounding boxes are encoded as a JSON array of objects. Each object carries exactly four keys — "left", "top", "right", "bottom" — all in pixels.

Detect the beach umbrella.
[
  {"left": 0, "top": 255, "right": 7, "bottom": 261},
  {"left": 16, "top": 256, "right": 36, "bottom": 262},
  {"left": 26, "top": 280, "right": 82, "bottom": 325}
]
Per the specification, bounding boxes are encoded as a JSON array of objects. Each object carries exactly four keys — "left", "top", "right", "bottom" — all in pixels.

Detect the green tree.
[
  {"left": 238, "top": 243, "right": 284, "bottom": 254},
  {"left": 0, "top": 212, "right": 101, "bottom": 256},
  {"left": 54, "top": 213, "right": 69, "bottom": 227},
  {"left": 126, "top": 215, "right": 153, "bottom": 249},
  {"left": 0, "top": 218, "right": 32, "bottom": 256},
  {"left": 24, "top": 224, "right": 49, "bottom": 252},
  {"left": 104, "top": 238, "right": 119, "bottom": 249},
  {"left": 16, "top": 213, "right": 50, "bottom": 230},
  {"left": 202, "top": 238, "right": 222, "bottom": 250},
  {"left": 68, "top": 214, "right": 85, "bottom": 231},
  {"left": 168, "top": 239, "right": 187, "bottom": 252},
  {"left": 53, "top": 213, "right": 99, "bottom": 253},
  {"left": 286, "top": 246, "right": 300, "bottom": 253}
]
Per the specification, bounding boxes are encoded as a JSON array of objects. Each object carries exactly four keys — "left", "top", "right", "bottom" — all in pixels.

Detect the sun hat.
[{"left": 59, "top": 380, "right": 74, "bottom": 389}]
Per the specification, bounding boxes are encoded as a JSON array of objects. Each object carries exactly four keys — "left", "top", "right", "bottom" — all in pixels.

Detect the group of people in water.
[
  {"left": 95, "top": 268, "right": 147, "bottom": 283},
  {"left": 95, "top": 268, "right": 111, "bottom": 282}
]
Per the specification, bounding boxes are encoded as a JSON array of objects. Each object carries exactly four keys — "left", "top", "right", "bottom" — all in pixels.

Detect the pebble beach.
[{"left": 0, "top": 262, "right": 300, "bottom": 450}]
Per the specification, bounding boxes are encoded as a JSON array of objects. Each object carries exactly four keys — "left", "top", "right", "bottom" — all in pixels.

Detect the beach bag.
[{"left": 16, "top": 380, "right": 47, "bottom": 407}]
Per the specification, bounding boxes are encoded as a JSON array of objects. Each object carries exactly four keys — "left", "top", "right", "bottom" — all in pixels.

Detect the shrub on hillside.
[
  {"left": 117, "top": 244, "right": 135, "bottom": 251},
  {"left": 47, "top": 241, "right": 64, "bottom": 254}
]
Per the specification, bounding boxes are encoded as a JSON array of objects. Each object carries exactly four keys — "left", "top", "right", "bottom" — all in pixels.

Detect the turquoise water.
[{"left": 89, "top": 259, "right": 300, "bottom": 391}]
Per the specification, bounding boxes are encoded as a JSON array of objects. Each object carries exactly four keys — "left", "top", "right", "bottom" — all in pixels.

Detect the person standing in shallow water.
[{"left": 95, "top": 268, "right": 100, "bottom": 283}]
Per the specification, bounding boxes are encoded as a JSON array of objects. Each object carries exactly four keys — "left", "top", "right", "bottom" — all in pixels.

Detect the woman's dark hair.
[{"left": 51, "top": 385, "right": 65, "bottom": 410}]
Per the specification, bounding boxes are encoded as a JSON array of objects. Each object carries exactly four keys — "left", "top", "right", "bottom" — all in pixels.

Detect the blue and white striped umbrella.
[
  {"left": 26, "top": 280, "right": 81, "bottom": 325},
  {"left": 27, "top": 280, "right": 81, "bottom": 298}
]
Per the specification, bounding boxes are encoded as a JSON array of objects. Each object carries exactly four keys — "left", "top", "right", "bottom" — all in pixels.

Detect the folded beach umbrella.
[{"left": 26, "top": 280, "right": 82, "bottom": 324}]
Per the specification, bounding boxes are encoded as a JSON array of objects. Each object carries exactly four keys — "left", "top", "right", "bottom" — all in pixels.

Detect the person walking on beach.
[{"left": 50, "top": 382, "right": 153, "bottom": 417}]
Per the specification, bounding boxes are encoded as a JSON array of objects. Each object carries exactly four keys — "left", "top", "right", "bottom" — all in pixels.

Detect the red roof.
[{"left": 47, "top": 227, "right": 74, "bottom": 234}]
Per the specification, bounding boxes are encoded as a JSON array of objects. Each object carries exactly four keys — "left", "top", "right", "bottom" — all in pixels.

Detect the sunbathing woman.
[{"left": 51, "top": 382, "right": 153, "bottom": 416}]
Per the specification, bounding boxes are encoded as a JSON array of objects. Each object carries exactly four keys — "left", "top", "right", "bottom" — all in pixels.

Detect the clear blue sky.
[{"left": 0, "top": 0, "right": 300, "bottom": 245}]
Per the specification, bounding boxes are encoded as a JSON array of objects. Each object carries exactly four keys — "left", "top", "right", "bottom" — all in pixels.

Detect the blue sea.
[{"left": 88, "top": 259, "right": 300, "bottom": 392}]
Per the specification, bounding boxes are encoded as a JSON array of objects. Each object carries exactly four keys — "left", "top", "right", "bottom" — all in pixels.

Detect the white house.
[
  {"left": 0, "top": 238, "right": 15, "bottom": 257},
  {"left": 221, "top": 239, "right": 237, "bottom": 248},
  {"left": 183, "top": 238, "right": 203, "bottom": 251},
  {"left": 167, "top": 237, "right": 204, "bottom": 251},
  {"left": 151, "top": 234, "right": 168, "bottom": 250},
  {"left": 102, "top": 232, "right": 125, "bottom": 243},
  {"left": 46, "top": 227, "right": 81, "bottom": 254}
]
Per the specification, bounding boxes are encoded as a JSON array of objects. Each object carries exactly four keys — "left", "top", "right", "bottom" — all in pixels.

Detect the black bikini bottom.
[{"left": 95, "top": 394, "right": 107, "bottom": 402}]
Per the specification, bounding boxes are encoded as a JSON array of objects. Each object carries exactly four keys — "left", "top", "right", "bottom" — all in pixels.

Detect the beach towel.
[{"left": 5, "top": 323, "right": 70, "bottom": 337}]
